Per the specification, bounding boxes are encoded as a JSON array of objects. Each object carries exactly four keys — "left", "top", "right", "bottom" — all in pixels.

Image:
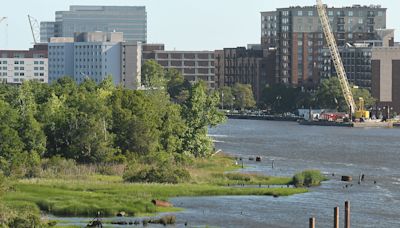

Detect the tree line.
[
  {"left": 0, "top": 60, "right": 224, "bottom": 177},
  {"left": 217, "top": 77, "right": 375, "bottom": 114}
]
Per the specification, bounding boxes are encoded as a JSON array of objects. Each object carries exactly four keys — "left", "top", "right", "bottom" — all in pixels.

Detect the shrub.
[
  {"left": 293, "top": 170, "right": 326, "bottom": 187},
  {"left": 123, "top": 163, "right": 190, "bottom": 184}
]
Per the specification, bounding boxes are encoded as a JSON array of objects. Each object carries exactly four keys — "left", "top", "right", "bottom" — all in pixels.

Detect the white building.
[
  {"left": 0, "top": 45, "right": 48, "bottom": 84},
  {"left": 48, "top": 32, "right": 141, "bottom": 89}
]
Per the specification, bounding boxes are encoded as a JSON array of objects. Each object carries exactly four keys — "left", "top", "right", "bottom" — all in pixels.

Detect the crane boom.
[
  {"left": 28, "top": 15, "right": 40, "bottom": 44},
  {"left": 316, "top": 0, "right": 356, "bottom": 114}
]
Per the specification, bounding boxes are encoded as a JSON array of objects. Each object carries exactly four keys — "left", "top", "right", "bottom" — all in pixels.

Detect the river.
[{"left": 169, "top": 119, "right": 400, "bottom": 228}]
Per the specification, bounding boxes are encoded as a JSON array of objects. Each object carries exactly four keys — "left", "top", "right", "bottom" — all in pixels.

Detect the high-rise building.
[
  {"left": 142, "top": 44, "right": 216, "bottom": 88},
  {"left": 214, "top": 47, "right": 276, "bottom": 102},
  {"left": 48, "top": 32, "right": 141, "bottom": 89},
  {"left": 261, "top": 4, "right": 386, "bottom": 87},
  {"left": 0, "top": 44, "right": 48, "bottom": 84},
  {"left": 41, "top": 6, "right": 147, "bottom": 43},
  {"left": 320, "top": 29, "right": 394, "bottom": 90}
]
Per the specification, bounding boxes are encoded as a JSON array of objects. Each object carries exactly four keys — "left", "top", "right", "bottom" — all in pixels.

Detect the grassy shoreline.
[{"left": 4, "top": 154, "right": 308, "bottom": 218}]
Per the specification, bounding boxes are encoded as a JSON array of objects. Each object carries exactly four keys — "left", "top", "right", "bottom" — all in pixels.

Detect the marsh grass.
[{"left": 4, "top": 154, "right": 307, "bottom": 217}]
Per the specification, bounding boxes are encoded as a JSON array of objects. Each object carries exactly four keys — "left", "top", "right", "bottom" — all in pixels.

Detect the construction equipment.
[
  {"left": 28, "top": 15, "right": 40, "bottom": 44},
  {"left": 316, "top": 0, "right": 369, "bottom": 119},
  {"left": 0, "top": 17, "right": 7, "bottom": 48}
]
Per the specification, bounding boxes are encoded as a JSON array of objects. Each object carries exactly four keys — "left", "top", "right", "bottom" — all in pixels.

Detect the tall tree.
[
  {"left": 218, "top": 86, "right": 234, "bottom": 109},
  {"left": 232, "top": 83, "right": 256, "bottom": 110},
  {"left": 181, "top": 83, "right": 225, "bottom": 157},
  {"left": 141, "top": 60, "right": 166, "bottom": 88}
]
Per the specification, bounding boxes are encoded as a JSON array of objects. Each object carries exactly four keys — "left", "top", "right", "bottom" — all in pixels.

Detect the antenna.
[{"left": 28, "top": 15, "right": 40, "bottom": 44}]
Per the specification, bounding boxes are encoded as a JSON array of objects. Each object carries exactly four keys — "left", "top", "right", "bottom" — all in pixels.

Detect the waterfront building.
[
  {"left": 371, "top": 47, "right": 400, "bottom": 113},
  {"left": 48, "top": 32, "right": 141, "bottom": 89},
  {"left": 41, "top": 5, "right": 147, "bottom": 43},
  {"left": 320, "top": 29, "right": 394, "bottom": 90},
  {"left": 261, "top": 4, "right": 387, "bottom": 87},
  {"left": 0, "top": 44, "right": 48, "bottom": 84},
  {"left": 214, "top": 46, "right": 276, "bottom": 102},
  {"left": 142, "top": 44, "right": 216, "bottom": 88}
]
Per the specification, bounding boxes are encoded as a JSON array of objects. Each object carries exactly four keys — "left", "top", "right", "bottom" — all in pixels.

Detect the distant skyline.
[{"left": 0, "top": 0, "right": 399, "bottom": 50}]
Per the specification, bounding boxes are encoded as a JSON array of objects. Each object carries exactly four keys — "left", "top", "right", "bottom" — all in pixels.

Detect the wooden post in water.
[
  {"left": 345, "top": 201, "right": 350, "bottom": 228},
  {"left": 309, "top": 217, "right": 315, "bottom": 228},
  {"left": 334, "top": 207, "right": 339, "bottom": 228}
]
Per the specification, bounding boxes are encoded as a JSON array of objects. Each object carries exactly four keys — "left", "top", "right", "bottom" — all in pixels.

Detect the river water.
[
  {"left": 56, "top": 119, "right": 400, "bottom": 227},
  {"left": 169, "top": 119, "right": 400, "bottom": 228}
]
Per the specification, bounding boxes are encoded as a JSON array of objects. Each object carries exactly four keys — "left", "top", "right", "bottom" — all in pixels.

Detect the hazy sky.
[{"left": 0, "top": 0, "right": 399, "bottom": 50}]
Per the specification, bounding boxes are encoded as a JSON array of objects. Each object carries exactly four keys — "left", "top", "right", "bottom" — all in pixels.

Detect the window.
[
  {"left": 20, "top": 67, "right": 24, "bottom": 70},
  {"left": 14, "top": 61, "right": 19, "bottom": 64},
  {"left": 20, "top": 61, "right": 24, "bottom": 65},
  {"left": 34, "top": 67, "right": 38, "bottom": 70},
  {"left": 348, "top": 11, "right": 353, "bottom": 17},
  {"left": 14, "top": 67, "right": 19, "bottom": 70},
  {"left": 308, "top": 11, "right": 313, "bottom": 16},
  {"left": 378, "top": 11, "right": 383, "bottom": 17},
  {"left": 40, "top": 61, "right": 44, "bottom": 64},
  {"left": 40, "top": 67, "right": 44, "bottom": 70},
  {"left": 34, "top": 73, "right": 39, "bottom": 76},
  {"left": 34, "top": 61, "right": 38, "bottom": 65},
  {"left": 298, "top": 11, "right": 303, "bottom": 16},
  {"left": 328, "top": 11, "right": 334, "bottom": 16},
  {"left": 282, "top": 11, "right": 289, "bottom": 16},
  {"left": 358, "top": 18, "right": 363, "bottom": 24}
]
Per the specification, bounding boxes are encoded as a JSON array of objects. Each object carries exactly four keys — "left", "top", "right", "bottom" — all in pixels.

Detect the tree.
[
  {"left": 17, "top": 82, "right": 46, "bottom": 157},
  {"left": 0, "top": 99, "right": 24, "bottom": 161},
  {"left": 166, "top": 69, "right": 191, "bottom": 103},
  {"left": 232, "top": 83, "right": 256, "bottom": 110},
  {"left": 260, "top": 84, "right": 303, "bottom": 113},
  {"left": 181, "top": 83, "right": 225, "bottom": 157},
  {"left": 141, "top": 60, "right": 165, "bottom": 88},
  {"left": 218, "top": 86, "right": 234, "bottom": 109},
  {"left": 315, "top": 77, "right": 347, "bottom": 111},
  {"left": 315, "top": 77, "right": 376, "bottom": 112}
]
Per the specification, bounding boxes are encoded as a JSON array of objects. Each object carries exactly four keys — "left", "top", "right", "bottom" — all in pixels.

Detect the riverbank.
[
  {"left": 227, "top": 114, "right": 300, "bottom": 121},
  {"left": 3, "top": 154, "right": 307, "bottom": 224}
]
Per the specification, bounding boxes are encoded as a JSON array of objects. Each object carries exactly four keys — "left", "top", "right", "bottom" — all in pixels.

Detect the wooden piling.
[
  {"left": 309, "top": 217, "right": 315, "bottom": 228},
  {"left": 345, "top": 201, "right": 350, "bottom": 228},
  {"left": 334, "top": 207, "right": 339, "bottom": 228}
]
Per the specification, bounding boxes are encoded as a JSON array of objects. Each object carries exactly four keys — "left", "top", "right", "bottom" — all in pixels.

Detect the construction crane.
[
  {"left": 316, "top": 0, "right": 369, "bottom": 119},
  {"left": 0, "top": 17, "right": 7, "bottom": 48},
  {"left": 28, "top": 15, "right": 40, "bottom": 44}
]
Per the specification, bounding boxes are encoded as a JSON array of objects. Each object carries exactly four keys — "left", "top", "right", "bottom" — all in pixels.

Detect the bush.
[
  {"left": 293, "top": 170, "right": 326, "bottom": 187},
  {"left": 123, "top": 163, "right": 190, "bottom": 184},
  {"left": 0, "top": 202, "right": 42, "bottom": 228}
]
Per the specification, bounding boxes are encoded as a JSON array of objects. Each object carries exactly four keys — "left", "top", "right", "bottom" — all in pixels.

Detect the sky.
[{"left": 0, "top": 0, "right": 399, "bottom": 51}]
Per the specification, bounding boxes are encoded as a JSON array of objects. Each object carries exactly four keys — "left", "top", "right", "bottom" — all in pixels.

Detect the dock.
[{"left": 299, "top": 120, "right": 396, "bottom": 128}]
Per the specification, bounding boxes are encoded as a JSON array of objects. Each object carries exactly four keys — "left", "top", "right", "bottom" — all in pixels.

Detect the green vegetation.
[
  {"left": 258, "top": 77, "right": 375, "bottom": 113},
  {"left": 217, "top": 83, "right": 256, "bottom": 110},
  {"left": 293, "top": 170, "right": 327, "bottom": 187},
  {"left": 3, "top": 154, "right": 307, "bottom": 218},
  {"left": 0, "top": 61, "right": 313, "bottom": 224}
]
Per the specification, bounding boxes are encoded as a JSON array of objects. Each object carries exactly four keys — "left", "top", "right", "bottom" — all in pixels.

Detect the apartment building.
[
  {"left": 320, "top": 29, "right": 394, "bottom": 90},
  {"left": 143, "top": 44, "right": 216, "bottom": 88},
  {"left": 261, "top": 4, "right": 386, "bottom": 87},
  {"left": 0, "top": 44, "right": 48, "bottom": 84},
  {"left": 214, "top": 46, "right": 276, "bottom": 102},
  {"left": 48, "top": 32, "right": 141, "bottom": 89},
  {"left": 41, "top": 5, "right": 147, "bottom": 43}
]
